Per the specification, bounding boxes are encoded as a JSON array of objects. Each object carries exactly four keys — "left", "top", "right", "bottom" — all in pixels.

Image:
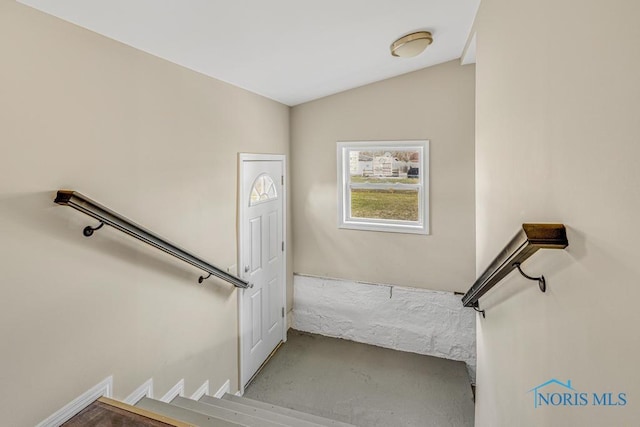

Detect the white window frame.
[{"left": 337, "top": 140, "right": 429, "bottom": 235}]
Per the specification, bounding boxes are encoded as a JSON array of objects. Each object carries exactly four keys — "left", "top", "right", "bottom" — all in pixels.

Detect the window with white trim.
[{"left": 337, "top": 140, "right": 429, "bottom": 234}]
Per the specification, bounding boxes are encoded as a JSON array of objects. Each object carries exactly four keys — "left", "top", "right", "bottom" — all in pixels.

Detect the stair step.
[
  {"left": 217, "top": 394, "right": 354, "bottom": 427},
  {"left": 167, "top": 396, "right": 288, "bottom": 427},
  {"left": 135, "top": 397, "right": 242, "bottom": 427},
  {"left": 182, "top": 396, "right": 324, "bottom": 427}
]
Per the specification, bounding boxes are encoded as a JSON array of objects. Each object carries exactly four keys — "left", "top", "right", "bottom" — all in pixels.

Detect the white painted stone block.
[{"left": 292, "top": 274, "right": 476, "bottom": 382}]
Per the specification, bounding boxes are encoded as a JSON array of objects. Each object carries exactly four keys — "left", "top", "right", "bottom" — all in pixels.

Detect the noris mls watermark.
[{"left": 528, "top": 379, "right": 627, "bottom": 408}]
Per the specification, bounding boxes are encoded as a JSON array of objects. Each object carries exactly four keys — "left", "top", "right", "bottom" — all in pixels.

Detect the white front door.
[{"left": 239, "top": 154, "right": 286, "bottom": 387}]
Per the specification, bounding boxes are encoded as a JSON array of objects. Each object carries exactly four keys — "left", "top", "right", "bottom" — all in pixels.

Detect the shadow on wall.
[
  {"left": 300, "top": 182, "right": 417, "bottom": 280},
  {"left": 0, "top": 190, "right": 236, "bottom": 297},
  {"left": 117, "top": 332, "right": 241, "bottom": 402},
  {"left": 300, "top": 183, "right": 363, "bottom": 275},
  {"left": 477, "top": 251, "right": 571, "bottom": 313},
  {"left": 477, "top": 226, "right": 592, "bottom": 313}
]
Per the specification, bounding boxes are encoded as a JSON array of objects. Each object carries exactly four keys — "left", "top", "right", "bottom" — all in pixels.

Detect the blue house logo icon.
[
  {"left": 528, "top": 379, "right": 576, "bottom": 408},
  {"left": 528, "top": 379, "right": 627, "bottom": 408}
]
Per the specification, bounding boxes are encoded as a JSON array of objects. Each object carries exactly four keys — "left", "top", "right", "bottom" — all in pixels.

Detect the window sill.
[{"left": 339, "top": 220, "right": 429, "bottom": 235}]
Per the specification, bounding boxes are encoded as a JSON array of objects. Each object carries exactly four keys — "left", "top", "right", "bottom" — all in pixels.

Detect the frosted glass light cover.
[{"left": 391, "top": 32, "right": 433, "bottom": 58}]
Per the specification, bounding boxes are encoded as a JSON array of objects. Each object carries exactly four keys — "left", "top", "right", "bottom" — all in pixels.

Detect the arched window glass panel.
[{"left": 250, "top": 174, "right": 278, "bottom": 206}]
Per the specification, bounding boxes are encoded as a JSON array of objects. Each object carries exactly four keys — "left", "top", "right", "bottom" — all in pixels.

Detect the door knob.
[{"left": 244, "top": 265, "right": 250, "bottom": 273}]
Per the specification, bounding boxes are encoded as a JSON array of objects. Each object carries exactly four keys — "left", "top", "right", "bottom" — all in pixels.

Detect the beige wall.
[
  {"left": 475, "top": 0, "right": 640, "bottom": 425},
  {"left": 0, "top": 1, "right": 289, "bottom": 425},
  {"left": 291, "top": 61, "right": 475, "bottom": 292}
]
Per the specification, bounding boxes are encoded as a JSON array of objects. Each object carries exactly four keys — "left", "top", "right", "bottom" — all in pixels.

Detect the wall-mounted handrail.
[
  {"left": 462, "top": 223, "right": 568, "bottom": 312},
  {"left": 54, "top": 190, "right": 251, "bottom": 289}
]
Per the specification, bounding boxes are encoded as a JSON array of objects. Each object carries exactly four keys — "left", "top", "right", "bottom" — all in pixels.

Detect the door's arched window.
[{"left": 250, "top": 174, "right": 278, "bottom": 206}]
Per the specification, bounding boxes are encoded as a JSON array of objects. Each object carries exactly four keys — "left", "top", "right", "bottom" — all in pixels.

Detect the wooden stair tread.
[{"left": 62, "top": 397, "right": 194, "bottom": 427}]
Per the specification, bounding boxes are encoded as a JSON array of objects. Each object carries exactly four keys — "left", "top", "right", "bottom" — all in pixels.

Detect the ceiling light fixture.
[{"left": 390, "top": 31, "right": 433, "bottom": 58}]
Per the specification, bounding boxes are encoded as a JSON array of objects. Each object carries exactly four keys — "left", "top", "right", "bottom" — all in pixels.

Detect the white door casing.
[{"left": 238, "top": 154, "right": 286, "bottom": 389}]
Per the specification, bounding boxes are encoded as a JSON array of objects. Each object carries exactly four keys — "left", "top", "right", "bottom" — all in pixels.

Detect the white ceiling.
[{"left": 18, "top": 0, "right": 480, "bottom": 106}]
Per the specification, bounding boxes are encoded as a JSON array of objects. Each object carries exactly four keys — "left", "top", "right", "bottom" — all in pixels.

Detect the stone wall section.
[{"left": 292, "top": 274, "right": 476, "bottom": 382}]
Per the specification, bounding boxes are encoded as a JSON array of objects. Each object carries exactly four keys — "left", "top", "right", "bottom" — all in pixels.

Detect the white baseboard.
[
  {"left": 213, "top": 379, "right": 230, "bottom": 398},
  {"left": 35, "top": 376, "right": 113, "bottom": 427},
  {"left": 124, "top": 378, "right": 153, "bottom": 405},
  {"left": 191, "top": 380, "right": 209, "bottom": 400},
  {"left": 235, "top": 390, "right": 242, "bottom": 396},
  {"left": 160, "top": 379, "right": 185, "bottom": 402}
]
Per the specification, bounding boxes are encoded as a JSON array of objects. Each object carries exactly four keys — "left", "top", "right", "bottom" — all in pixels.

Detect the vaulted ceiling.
[{"left": 19, "top": 0, "right": 479, "bottom": 106}]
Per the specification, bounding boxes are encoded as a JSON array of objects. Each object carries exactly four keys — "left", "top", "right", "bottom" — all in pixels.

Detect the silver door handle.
[{"left": 244, "top": 265, "right": 250, "bottom": 273}]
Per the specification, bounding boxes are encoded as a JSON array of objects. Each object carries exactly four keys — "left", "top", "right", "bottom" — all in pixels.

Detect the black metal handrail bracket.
[
  {"left": 461, "top": 223, "right": 568, "bottom": 316},
  {"left": 54, "top": 190, "right": 251, "bottom": 289}
]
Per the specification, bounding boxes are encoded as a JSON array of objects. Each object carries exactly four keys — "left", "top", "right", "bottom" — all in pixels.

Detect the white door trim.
[{"left": 237, "top": 153, "right": 287, "bottom": 394}]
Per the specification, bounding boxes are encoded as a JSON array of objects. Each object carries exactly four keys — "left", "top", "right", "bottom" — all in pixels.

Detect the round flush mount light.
[{"left": 390, "top": 31, "right": 433, "bottom": 58}]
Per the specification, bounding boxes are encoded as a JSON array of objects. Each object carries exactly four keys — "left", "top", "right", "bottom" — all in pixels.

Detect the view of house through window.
[{"left": 338, "top": 140, "right": 429, "bottom": 234}]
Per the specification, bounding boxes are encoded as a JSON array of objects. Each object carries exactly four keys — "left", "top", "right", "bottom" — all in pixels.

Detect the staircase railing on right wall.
[{"left": 462, "top": 223, "right": 568, "bottom": 317}]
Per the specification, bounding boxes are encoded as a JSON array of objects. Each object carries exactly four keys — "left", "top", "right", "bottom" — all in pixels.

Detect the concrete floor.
[{"left": 244, "top": 330, "right": 475, "bottom": 427}]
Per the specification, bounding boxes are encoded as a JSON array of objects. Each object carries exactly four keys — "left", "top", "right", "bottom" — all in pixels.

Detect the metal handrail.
[
  {"left": 461, "top": 223, "right": 568, "bottom": 313},
  {"left": 54, "top": 190, "right": 251, "bottom": 289}
]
